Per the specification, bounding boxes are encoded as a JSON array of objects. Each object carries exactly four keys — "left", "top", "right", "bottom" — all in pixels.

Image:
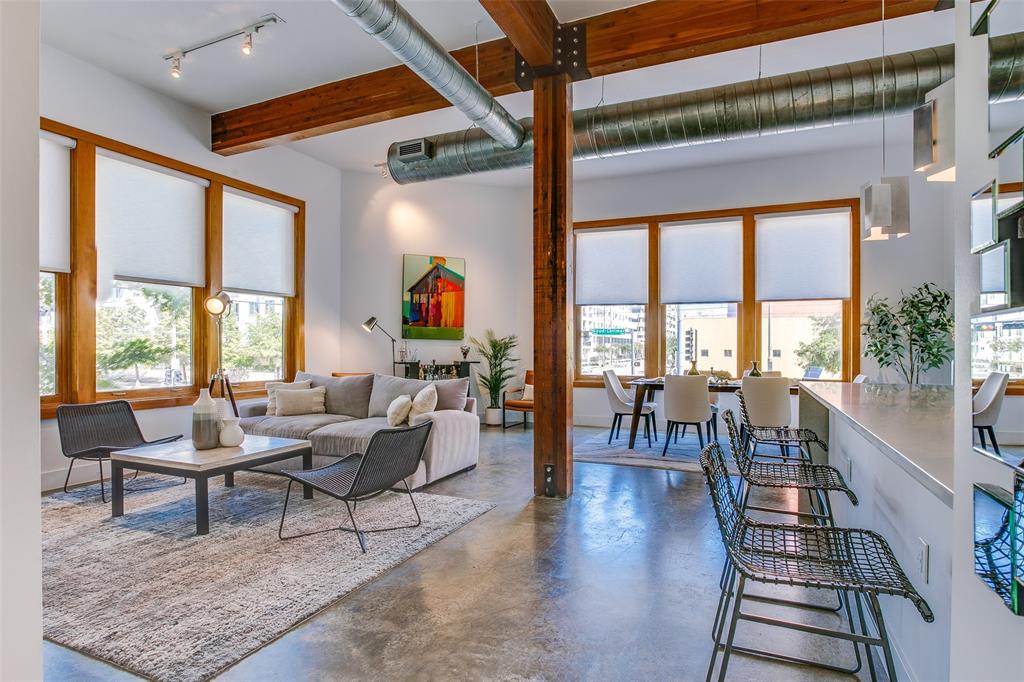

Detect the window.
[
  {"left": 222, "top": 291, "right": 285, "bottom": 382},
  {"left": 573, "top": 200, "right": 858, "bottom": 384},
  {"left": 972, "top": 311, "right": 1024, "bottom": 380},
  {"left": 761, "top": 300, "right": 843, "bottom": 379},
  {"left": 96, "top": 281, "right": 193, "bottom": 391},
  {"left": 665, "top": 303, "right": 739, "bottom": 375},
  {"left": 575, "top": 226, "right": 648, "bottom": 377},
  {"left": 579, "top": 305, "right": 646, "bottom": 376},
  {"left": 37, "top": 121, "right": 305, "bottom": 416},
  {"left": 39, "top": 273, "right": 57, "bottom": 396}
]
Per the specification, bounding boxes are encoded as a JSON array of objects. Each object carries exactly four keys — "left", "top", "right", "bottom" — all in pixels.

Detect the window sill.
[{"left": 40, "top": 388, "right": 269, "bottom": 421}]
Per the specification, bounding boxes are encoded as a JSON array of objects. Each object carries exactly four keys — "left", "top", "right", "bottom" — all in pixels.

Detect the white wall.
[
  {"left": 571, "top": 143, "right": 955, "bottom": 426},
  {"left": 1, "top": 1, "right": 43, "bottom": 677},
  {"left": 38, "top": 46, "right": 344, "bottom": 491},
  {"left": 336, "top": 171, "right": 533, "bottom": 406}
]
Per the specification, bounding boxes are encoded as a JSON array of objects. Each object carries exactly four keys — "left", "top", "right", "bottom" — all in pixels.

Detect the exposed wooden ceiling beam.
[
  {"left": 479, "top": 0, "right": 557, "bottom": 67},
  {"left": 212, "top": 0, "right": 939, "bottom": 155}
]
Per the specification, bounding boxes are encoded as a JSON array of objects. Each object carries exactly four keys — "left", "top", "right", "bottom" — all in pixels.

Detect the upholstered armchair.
[{"left": 502, "top": 370, "right": 534, "bottom": 430}]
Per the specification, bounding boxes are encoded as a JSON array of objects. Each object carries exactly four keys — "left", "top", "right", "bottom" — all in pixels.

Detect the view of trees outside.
[
  {"left": 578, "top": 304, "right": 645, "bottom": 376},
  {"left": 39, "top": 273, "right": 56, "bottom": 396},
  {"left": 96, "top": 280, "right": 192, "bottom": 390},
  {"left": 221, "top": 291, "right": 284, "bottom": 382},
  {"left": 761, "top": 300, "right": 842, "bottom": 379},
  {"left": 972, "top": 311, "right": 1024, "bottom": 379},
  {"left": 665, "top": 303, "right": 738, "bottom": 376}
]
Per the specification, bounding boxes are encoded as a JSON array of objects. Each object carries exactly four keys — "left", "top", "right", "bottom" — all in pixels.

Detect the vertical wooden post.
[
  {"left": 68, "top": 141, "right": 96, "bottom": 404},
  {"left": 533, "top": 73, "right": 574, "bottom": 498},
  {"left": 200, "top": 181, "right": 224, "bottom": 387}
]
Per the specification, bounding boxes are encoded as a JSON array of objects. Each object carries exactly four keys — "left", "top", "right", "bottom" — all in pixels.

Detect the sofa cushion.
[
  {"left": 242, "top": 414, "right": 355, "bottom": 440},
  {"left": 387, "top": 395, "right": 413, "bottom": 426},
  {"left": 265, "top": 379, "right": 312, "bottom": 415},
  {"left": 295, "top": 371, "right": 374, "bottom": 419},
  {"left": 409, "top": 384, "right": 438, "bottom": 422},
  {"left": 368, "top": 374, "right": 469, "bottom": 417},
  {"left": 308, "top": 417, "right": 392, "bottom": 457},
  {"left": 275, "top": 386, "right": 326, "bottom": 416}
]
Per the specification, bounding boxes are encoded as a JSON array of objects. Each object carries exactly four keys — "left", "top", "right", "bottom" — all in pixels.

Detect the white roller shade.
[
  {"left": 223, "top": 189, "right": 296, "bottom": 297},
  {"left": 755, "top": 209, "right": 851, "bottom": 301},
  {"left": 981, "top": 244, "right": 1007, "bottom": 294},
  {"left": 39, "top": 136, "right": 71, "bottom": 273},
  {"left": 95, "top": 152, "right": 206, "bottom": 287},
  {"left": 660, "top": 218, "right": 742, "bottom": 303},
  {"left": 575, "top": 226, "right": 648, "bottom": 305}
]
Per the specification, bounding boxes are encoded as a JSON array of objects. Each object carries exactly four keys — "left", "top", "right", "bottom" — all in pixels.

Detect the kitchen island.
[{"left": 799, "top": 381, "right": 953, "bottom": 682}]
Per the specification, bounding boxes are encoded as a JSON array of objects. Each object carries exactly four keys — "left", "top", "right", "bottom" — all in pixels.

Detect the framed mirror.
[
  {"left": 972, "top": 181, "right": 999, "bottom": 254},
  {"left": 974, "top": 478, "right": 1024, "bottom": 614}
]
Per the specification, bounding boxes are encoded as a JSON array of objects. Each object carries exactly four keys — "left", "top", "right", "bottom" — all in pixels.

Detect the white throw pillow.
[
  {"left": 387, "top": 394, "right": 413, "bottom": 426},
  {"left": 409, "top": 384, "right": 438, "bottom": 422},
  {"left": 275, "top": 386, "right": 326, "bottom": 416},
  {"left": 522, "top": 384, "right": 534, "bottom": 401},
  {"left": 265, "top": 380, "right": 312, "bottom": 415}
]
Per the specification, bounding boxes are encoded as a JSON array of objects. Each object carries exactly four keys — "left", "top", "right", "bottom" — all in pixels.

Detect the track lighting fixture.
[{"left": 164, "top": 13, "right": 283, "bottom": 79}]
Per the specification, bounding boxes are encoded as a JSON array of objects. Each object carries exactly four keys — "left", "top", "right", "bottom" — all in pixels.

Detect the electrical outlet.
[{"left": 917, "top": 538, "right": 930, "bottom": 584}]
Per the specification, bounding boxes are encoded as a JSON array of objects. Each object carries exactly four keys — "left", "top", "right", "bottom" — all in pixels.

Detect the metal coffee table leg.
[
  {"left": 302, "top": 449, "right": 314, "bottom": 499},
  {"left": 195, "top": 476, "right": 209, "bottom": 535}
]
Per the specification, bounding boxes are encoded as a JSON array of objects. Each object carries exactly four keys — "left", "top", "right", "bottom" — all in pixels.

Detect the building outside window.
[
  {"left": 579, "top": 305, "right": 646, "bottom": 375},
  {"left": 664, "top": 303, "right": 738, "bottom": 375}
]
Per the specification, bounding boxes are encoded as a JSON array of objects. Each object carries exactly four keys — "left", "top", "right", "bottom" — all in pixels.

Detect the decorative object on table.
[
  {"left": 460, "top": 344, "right": 471, "bottom": 360},
  {"left": 218, "top": 416, "right": 245, "bottom": 447},
  {"left": 361, "top": 316, "right": 399, "bottom": 373},
  {"left": 203, "top": 292, "right": 239, "bottom": 417},
  {"left": 191, "top": 388, "right": 221, "bottom": 450},
  {"left": 862, "top": 282, "right": 953, "bottom": 384},
  {"left": 862, "top": 5, "right": 911, "bottom": 242},
  {"left": 686, "top": 359, "right": 700, "bottom": 376},
  {"left": 470, "top": 329, "right": 519, "bottom": 426},
  {"left": 213, "top": 397, "right": 230, "bottom": 422},
  {"left": 402, "top": 254, "right": 465, "bottom": 340},
  {"left": 398, "top": 341, "right": 408, "bottom": 362},
  {"left": 747, "top": 361, "right": 762, "bottom": 377}
]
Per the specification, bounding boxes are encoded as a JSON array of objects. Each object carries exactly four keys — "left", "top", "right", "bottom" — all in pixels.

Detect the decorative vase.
[
  {"left": 484, "top": 407, "right": 502, "bottom": 426},
  {"left": 687, "top": 360, "right": 700, "bottom": 376},
  {"left": 191, "top": 389, "right": 220, "bottom": 450},
  {"left": 213, "top": 397, "right": 230, "bottom": 423},
  {"left": 748, "top": 361, "right": 762, "bottom": 377},
  {"left": 219, "top": 417, "right": 245, "bottom": 447}
]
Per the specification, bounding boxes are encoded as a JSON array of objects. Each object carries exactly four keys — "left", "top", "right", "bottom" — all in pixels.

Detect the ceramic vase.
[
  {"left": 219, "top": 417, "right": 245, "bottom": 447},
  {"left": 748, "top": 361, "right": 762, "bottom": 377},
  {"left": 687, "top": 360, "right": 700, "bottom": 376},
  {"left": 484, "top": 407, "right": 502, "bottom": 426},
  {"left": 192, "top": 388, "right": 220, "bottom": 450}
]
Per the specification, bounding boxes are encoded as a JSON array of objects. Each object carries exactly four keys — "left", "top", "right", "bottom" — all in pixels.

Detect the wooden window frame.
[
  {"left": 572, "top": 198, "right": 860, "bottom": 388},
  {"left": 39, "top": 119, "right": 305, "bottom": 418}
]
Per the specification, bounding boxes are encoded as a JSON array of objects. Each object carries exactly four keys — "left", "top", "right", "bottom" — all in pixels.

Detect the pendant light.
[
  {"left": 913, "top": 79, "right": 956, "bottom": 182},
  {"left": 862, "top": 0, "right": 911, "bottom": 241}
]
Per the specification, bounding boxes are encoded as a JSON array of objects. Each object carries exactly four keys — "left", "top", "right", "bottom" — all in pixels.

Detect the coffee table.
[{"left": 110, "top": 435, "right": 313, "bottom": 536}]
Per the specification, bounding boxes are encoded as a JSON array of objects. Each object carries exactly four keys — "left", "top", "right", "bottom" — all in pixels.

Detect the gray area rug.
[
  {"left": 42, "top": 472, "right": 493, "bottom": 682},
  {"left": 574, "top": 426, "right": 730, "bottom": 473}
]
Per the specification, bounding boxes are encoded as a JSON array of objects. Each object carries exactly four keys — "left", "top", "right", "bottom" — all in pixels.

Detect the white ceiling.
[{"left": 39, "top": 1, "right": 1024, "bottom": 187}]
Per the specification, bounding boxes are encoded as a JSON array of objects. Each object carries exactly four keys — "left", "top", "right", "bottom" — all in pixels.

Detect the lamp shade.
[
  {"left": 204, "top": 291, "right": 232, "bottom": 317},
  {"left": 914, "top": 79, "right": 955, "bottom": 182},
  {"left": 362, "top": 316, "right": 378, "bottom": 333}
]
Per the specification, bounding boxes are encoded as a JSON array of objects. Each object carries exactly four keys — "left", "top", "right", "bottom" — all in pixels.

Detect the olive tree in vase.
[{"left": 861, "top": 283, "right": 953, "bottom": 384}]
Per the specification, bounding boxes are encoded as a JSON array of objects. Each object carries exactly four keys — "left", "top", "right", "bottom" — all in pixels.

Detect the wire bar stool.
[
  {"left": 700, "top": 442, "right": 933, "bottom": 682},
  {"left": 736, "top": 389, "right": 826, "bottom": 463}
]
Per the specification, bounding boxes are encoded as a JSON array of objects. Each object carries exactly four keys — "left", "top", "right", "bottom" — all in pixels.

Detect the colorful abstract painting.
[{"left": 402, "top": 254, "right": 465, "bottom": 340}]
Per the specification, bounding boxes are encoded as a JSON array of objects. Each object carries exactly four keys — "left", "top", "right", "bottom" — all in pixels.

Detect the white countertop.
[{"left": 799, "top": 382, "right": 954, "bottom": 506}]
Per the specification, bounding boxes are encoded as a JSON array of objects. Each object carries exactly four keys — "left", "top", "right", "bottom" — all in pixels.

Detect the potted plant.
[
  {"left": 862, "top": 282, "right": 953, "bottom": 384},
  {"left": 469, "top": 329, "right": 518, "bottom": 425}
]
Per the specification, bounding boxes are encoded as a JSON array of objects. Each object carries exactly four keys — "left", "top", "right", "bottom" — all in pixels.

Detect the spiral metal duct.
[
  {"left": 332, "top": 0, "right": 525, "bottom": 150},
  {"left": 387, "top": 32, "right": 1024, "bottom": 184}
]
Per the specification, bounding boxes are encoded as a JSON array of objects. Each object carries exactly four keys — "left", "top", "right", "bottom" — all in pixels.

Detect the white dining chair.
[
  {"left": 602, "top": 369, "right": 658, "bottom": 447},
  {"left": 853, "top": 374, "right": 868, "bottom": 384},
  {"left": 739, "top": 376, "right": 791, "bottom": 428},
  {"left": 662, "top": 375, "right": 715, "bottom": 455},
  {"left": 974, "top": 372, "right": 1009, "bottom": 455}
]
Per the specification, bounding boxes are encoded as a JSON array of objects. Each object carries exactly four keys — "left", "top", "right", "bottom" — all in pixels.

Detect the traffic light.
[{"left": 684, "top": 328, "right": 695, "bottom": 362}]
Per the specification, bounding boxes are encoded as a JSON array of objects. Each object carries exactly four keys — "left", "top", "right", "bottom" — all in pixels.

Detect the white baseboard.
[{"left": 42, "top": 461, "right": 103, "bottom": 494}]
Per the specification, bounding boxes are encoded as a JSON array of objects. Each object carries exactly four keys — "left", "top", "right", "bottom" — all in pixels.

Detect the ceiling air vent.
[{"left": 396, "top": 138, "right": 434, "bottom": 163}]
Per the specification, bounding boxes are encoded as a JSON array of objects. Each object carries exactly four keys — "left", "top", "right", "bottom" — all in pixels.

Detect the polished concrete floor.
[{"left": 46, "top": 426, "right": 871, "bottom": 681}]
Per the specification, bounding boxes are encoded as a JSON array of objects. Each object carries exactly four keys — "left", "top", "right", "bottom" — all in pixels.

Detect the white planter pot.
[{"left": 484, "top": 407, "right": 502, "bottom": 426}]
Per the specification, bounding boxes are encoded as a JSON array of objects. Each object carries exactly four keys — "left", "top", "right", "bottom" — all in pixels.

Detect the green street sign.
[{"left": 591, "top": 328, "right": 627, "bottom": 336}]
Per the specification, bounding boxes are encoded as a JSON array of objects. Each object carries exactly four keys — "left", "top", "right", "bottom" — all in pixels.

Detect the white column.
[
  {"left": 0, "top": 0, "right": 42, "bottom": 679},
  {"left": 949, "top": 0, "right": 1024, "bottom": 679}
]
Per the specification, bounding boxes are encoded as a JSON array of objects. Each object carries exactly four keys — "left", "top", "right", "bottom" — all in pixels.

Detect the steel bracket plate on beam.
[{"left": 515, "top": 23, "right": 590, "bottom": 91}]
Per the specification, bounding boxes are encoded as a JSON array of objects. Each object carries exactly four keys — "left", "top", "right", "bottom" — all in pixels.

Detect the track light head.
[
  {"left": 170, "top": 55, "right": 182, "bottom": 79},
  {"left": 241, "top": 32, "right": 253, "bottom": 55}
]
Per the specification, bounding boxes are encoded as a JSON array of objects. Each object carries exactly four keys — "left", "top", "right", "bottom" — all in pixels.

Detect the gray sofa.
[{"left": 238, "top": 372, "right": 480, "bottom": 489}]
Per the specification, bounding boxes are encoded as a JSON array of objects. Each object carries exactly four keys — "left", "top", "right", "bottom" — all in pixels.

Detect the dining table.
[{"left": 625, "top": 378, "right": 742, "bottom": 449}]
